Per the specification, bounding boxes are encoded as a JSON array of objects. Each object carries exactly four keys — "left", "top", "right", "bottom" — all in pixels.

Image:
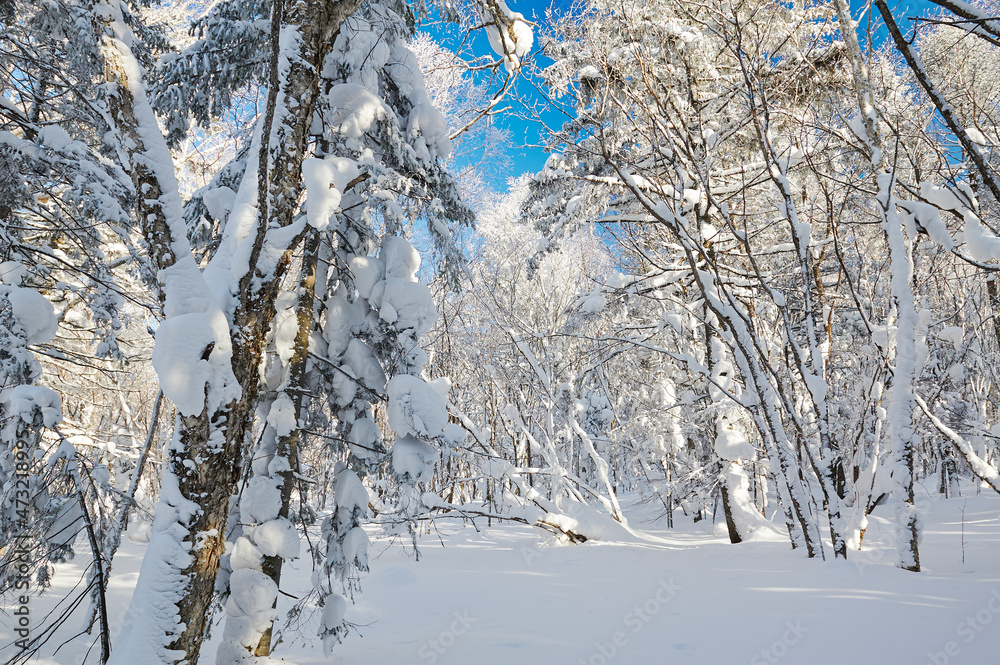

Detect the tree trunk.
[
  {"left": 254, "top": 230, "right": 319, "bottom": 657},
  {"left": 98, "top": 0, "right": 363, "bottom": 661}
]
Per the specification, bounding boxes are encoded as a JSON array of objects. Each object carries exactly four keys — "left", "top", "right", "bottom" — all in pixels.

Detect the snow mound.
[
  {"left": 224, "top": 568, "right": 279, "bottom": 650},
  {"left": 343, "top": 338, "right": 386, "bottom": 392},
  {"left": 202, "top": 185, "right": 236, "bottom": 221},
  {"left": 962, "top": 211, "right": 1000, "bottom": 263},
  {"left": 321, "top": 592, "right": 347, "bottom": 632},
  {"left": 151, "top": 312, "right": 219, "bottom": 416},
  {"left": 380, "top": 234, "right": 421, "bottom": 280},
  {"left": 1, "top": 284, "right": 58, "bottom": 344},
  {"left": 229, "top": 536, "right": 265, "bottom": 571},
  {"left": 228, "top": 568, "right": 278, "bottom": 616},
  {"left": 342, "top": 525, "right": 369, "bottom": 568},
  {"left": 407, "top": 100, "right": 451, "bottom": 161},
  {"left": 326, "top": 83, "right": 387, "bottom": 139},
  {"left": 240, "top": 477, "right": 282, "bottom": 524},
  {"left": 334, "top": 467, "right": 371, "bottom": 517},
  {"left": 939, "top": 326, "right": 964, "bottom": 349},
  {"left": 266, "top": 393, "right": 298, "bottom": 438},
  {"left": 541, "top": 501, "right": 637, "bottom": 543},
  {"left": 348, "top": 416, "right": 382, "bottom": 461},
  {"left": 392, "top": 433, "right": 438, "bottom": 483},
  {"left": 0, "top": 261, "right": 26, "bottom": 285},
  {"left": 484, "top": 0, "right": 534, "bottom": 72},
  {"left": 577, "top": 290, "right": 607, "bottom": 313},
  {"left": 387, "top": 374, "right": 448, "bottom": 437},
  {"left": 251, "top": 517, "right": 300, "bottom": 559},
  {"left": 0, "top": 384, "right": 62, "bottom": 428},
  {"left": 125, "top": 521, "right": 151, "bottom": 544},
  {"left": 349, "top": 255, "right": 384, "bottom": 301},
  {"left": 714, "top": 426, "right": 755, "bottom": 461},
  {"left": 270, "top": 291, "right": 299, "bottom": 368},
  {"left": 302, "top": 156, "right": 361, "bottom": 229},
  {"left": 322, "top": 294, "right": 363, "bottom": 358},
  {"left": 380, "top": 278, "right": 436, "bottom": 333}
]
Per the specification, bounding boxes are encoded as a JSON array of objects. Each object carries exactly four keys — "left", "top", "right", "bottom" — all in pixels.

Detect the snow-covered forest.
[{"left": 2, "top": 0, "right": 1000, "bottom": 663}]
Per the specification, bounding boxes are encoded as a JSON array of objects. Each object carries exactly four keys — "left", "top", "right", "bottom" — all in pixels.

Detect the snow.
[
  {"left": 966, "top": 127, "right": 989, "bottom": 145},
  {"left": 323, "top": 294, "right": 363, "bottom": 359},
  {"left": 46, "top": 500, "right": 84, "bottom": 547},
  {"left": 407, "top": 100, "right": 452, "bottom": 161},
  {"left": 227, "top": 568, "right": 278, "bottom": 617},
  {"left": 341, "top": 525, "right": 369, "bottom": 567},
  {"left": 483, "top": 1, "right": 534, "bottom": 72},
  {"left": 391, "top": 433, "right": 438, "bottom": 483},
  {"left": 229, "top": 536, "right": 265, "bottom": 571},
  {"left": 340, "top": 238, "right": 438, "bottom": 334},
  {"left": 154, "top": 262, "right": 241, "bottom": 415},
  {"left": 240, "top": 477, "right": 282, "bottom": 524},
  {"left": 321, "top": 592, "right": 347, "bottom": 630},
  {"left": 0, "top": 384, "right": 62, "bottom": 427},
  {"left": 207, "top": 118, "right": 262, "bottom": 283},
  {"left": 326, "top": 83, "right": 387, "bottom": 139},
  {"left": 962, "top": 211, "right": 1000, "bottom": 262},
  {"left": 200, "top": 264, "right": 238, "bottom": 315},
  {"left": 380, "top": 235, "right": 420, "bottom": 280},
  {"left": 714, "top": 426, "right": 755, "bottom": 461},
  {"left": 939, "top": 326, "right": 965, "bottom": 349},
  {"left": 387, "top": 374, "right": 449, "bottom": 437},
  {"left": 545, "top": 500, "right": 636, "bottom": 542},
  {"left": 379, "top": 278, "right": 436, "bottom": 334},
  {"left": 901, "top": 199, "right": 954, "bottom": 250},
  {"left": 37, "top": 125, "right": 78, "bottom": 153},
  {"left": 428, "top": 376, "right": 451, "bottom": 399},
  {"left": 0, "top": 285, "right": 58, "bottom": 344},
  {"left": 343, "top": 338, "right": 387, "bottom": 392},
  {"left": 334, "top": 467, "right": 371, "bottom": 516},
  {"left": 0, "top": 261, "right": 26, "bottom": 285},
  {"left": 14, "top": 490, "right": 1000, "bottom": 665},
  {"left": 349, "top": 255, "right": 384, "bottom": 301},
  {"left": 266, "top": 393, "right": 298, "bottom": 438},
  {"left": 202, "top": 186, "right": 236, "bottom": 221},
  {"left": 126, "top": 520, "right": 151, "bottom": 544},
  {"left": 251, "top": 518, "right": 300, "bottom": 559},
  {"left": 150, "top": 311, "right": 221, "bottom": 416},
  {"left": 101, "top": 463, "right": 197, "bottom": 665},
  {"left": 302, "top": 156, "right": 361, "bottom": 229},
  {"left": 330, "top": 362, "right": 358, "bottom": 406},
  {"left": 348, "top": 417, "right": 382, "bottom": 460},
  {"left": 919, "top": 182, "right": 967, "bottom": 213},
  {"left": 578, "top": 290, "right": 608, "bottom": 313}
]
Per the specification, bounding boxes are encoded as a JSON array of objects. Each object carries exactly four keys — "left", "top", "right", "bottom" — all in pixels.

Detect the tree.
[
  {"left": 524, "top": 0, "right": 1000, "bottom": 567},
  {"left": 92, "top": 0, "right": 534, "bottom": 662}
]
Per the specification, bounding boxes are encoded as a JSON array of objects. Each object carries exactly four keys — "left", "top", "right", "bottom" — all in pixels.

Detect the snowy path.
[{"left": 4, "top": 491, "right": 999, "bottom": 665}]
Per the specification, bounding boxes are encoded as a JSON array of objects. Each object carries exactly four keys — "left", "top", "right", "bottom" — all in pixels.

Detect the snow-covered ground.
[{"left": 4, "top": 486, "right": 1000, "bottom": 665}]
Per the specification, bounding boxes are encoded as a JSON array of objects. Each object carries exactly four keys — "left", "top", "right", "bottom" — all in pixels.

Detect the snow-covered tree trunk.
[
  {"left": 707, "top": 331, "right": 762, "bottom": 544},
  {"left": 877, "top": 172, "right": 922, "bottom": 572},
  {"left": 215, "top": 230, "right": 317, "bottom": 662},
  {"left": 98, "top": 0, "right": 366, "bottom": 661},
  {"left": 252, "top": 231, "right": 318, "bottom": 656},
  {"left": 736, "top": 55, "right": 848, "bottom": 557},
  {"left": 834, "top": 0, "right": 922, "bottom": 571},
  {"left": 98, "top": 5, "right": 238, "bottom": 662}
]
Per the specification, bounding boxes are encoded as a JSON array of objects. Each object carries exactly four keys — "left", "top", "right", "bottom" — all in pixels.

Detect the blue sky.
[{"left": 422, "top": 0, "right": 941, "bottom": 186}]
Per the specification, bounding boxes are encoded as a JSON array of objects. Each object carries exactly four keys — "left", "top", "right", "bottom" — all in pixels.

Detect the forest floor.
[{"left": 4, "top": 485, "right": 1000, "bottom": 665}]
